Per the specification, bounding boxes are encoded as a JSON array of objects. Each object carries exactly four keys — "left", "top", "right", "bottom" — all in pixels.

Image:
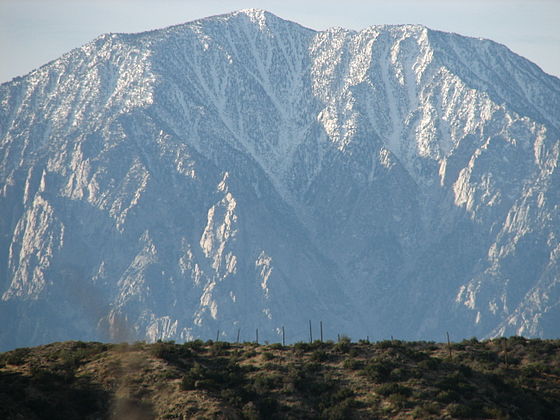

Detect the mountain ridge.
[{"left": 0, "top": 10, "right": 559, "bottom": 350}]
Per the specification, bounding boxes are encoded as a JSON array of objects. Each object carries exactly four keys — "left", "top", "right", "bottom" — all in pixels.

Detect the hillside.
[{"left": 1, "top": 337, "right": 559, "bottom": 419}]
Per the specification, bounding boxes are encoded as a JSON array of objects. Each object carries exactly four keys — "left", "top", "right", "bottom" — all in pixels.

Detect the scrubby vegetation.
[{"left": 0, "top": 337, "right": 559, "bottom": 419}]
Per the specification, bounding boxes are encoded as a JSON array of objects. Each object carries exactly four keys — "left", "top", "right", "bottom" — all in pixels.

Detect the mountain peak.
[{"left": 233, "top": 8, "right": 273, "bottom": 28}]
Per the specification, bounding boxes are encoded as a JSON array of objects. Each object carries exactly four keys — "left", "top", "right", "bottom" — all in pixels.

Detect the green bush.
[
  {"left": 180, "top": 362, "right": 209, "bottom": 390},
  {"left": 257, "top": 397, "right": 281, "bottom": 417},
  {"left": 310, "top": 350, "right": 328, "bottom": 362},
  {"left": 5, "top": 348, "right": 31, "bottom": 366},
  {"left": 151, "top": 342, "right": 193, "bottom": 368},
  {"left": 447, "top": 402, "right": 476, "bottom": 418},
  {"left": 183, "top": 339, "right": 204, "bottom": 352},
  {"left": 343, "top": 358, "right": 363, "bottom": 370},
  {"left": 30, "top": 366, "right": 75, "bottom": 389},
  {"left": 411, "top": 402, "right": 440, "bottom": 418},
  {"left": 417, "top": 357, "right": 441, "bottom": 371},
  {"left": 435, "top": 390, "right": 460, "bottom": 403},
  {"left": 252, "top": 373, "right": 282, "bottom": 393},
  {"left": 268, "top": 343, "right": 283, "bottom": 350},
  {"left": 294, "top": 341, "right": 312, "bottom": 352},
  {"left": 321, "top": 397, "right": 354, "bottom": 420},
  {"left": 363, "top": 359, "right": 395, "bottom": 382},
  {"left": 334, "top": 336, "right": 351, "bottom": 354},
  {"left": 210, "top": 341, "right": 230, "bottom": 356},
  {"left": 376, "top": 383, "right": 411, "bottom": 397},
  {"left": 470, "top": 349, "right": 500, "bottom": 364},
  {"left": 388, "top": 392, "right": 411, "bottom": 409},
  {"left": 435, "top": 371, "right": 475, "bottom": 396}
]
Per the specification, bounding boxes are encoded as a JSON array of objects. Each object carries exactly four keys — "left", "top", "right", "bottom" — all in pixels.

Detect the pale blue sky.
[{"left": 1, "top": 0, "right": 559, "bottom": 84}]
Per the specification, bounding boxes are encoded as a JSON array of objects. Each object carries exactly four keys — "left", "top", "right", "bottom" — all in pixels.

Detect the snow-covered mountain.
[{"left": 1, "top": 9, "right": 559, "bottom": 350}]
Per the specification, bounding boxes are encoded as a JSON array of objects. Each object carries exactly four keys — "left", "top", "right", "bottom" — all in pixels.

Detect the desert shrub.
[
  {"left": 447, "top": 402, "right": 477, "bottom": 418},
  {"left": 451, "top": 342, "right": 466, "bottom": 351},
  {"left": 363, "top": 359, "right": 395, "bottom": 382},
  {"left": 183, "top": 339, "right": 204, "bottom": 352},
  {"left": 131, "top": 341, "right": 145, "bottom": 350},
  {"left": 210, "top": 341, "right": 230, "bottom": 356},
  {"left": 219, "top": 388, "right": 244, "bottom": 407},
  {"left": 285, "top": 361, "right": 330, "bottom": 396},
  {"left": 151, "top": 342, "right": 192, "bottom": 368},
  {"left": 181, "top": 362, "right": 210, "bottom": 390},
  {"left": 508, "top": 336, "right": 527, "bottom": 345},
  {"left": 388, "top": 392, "right": 411, "bottom": 409},
  {"left": 252, "top": 373, "right": 282, "bottom": 393},
  {"left": 461, "top": 337, "right": 479, "bottom": 345},
  {"left": 334, "top": 336, "right": 352, "bottom": 354},
  {"left": 268, "top": 343, "right": 283, "bottom": 350},
  {"left": 521, "top": 362, "right": 549, "bottom": 377},
  {"left": 5, "top": 348, "right": 31, "bottom": 366},
  {"left": 470, "top": 349, "right": 500, "bottom": 364},
  {"left": 343, "top": 358, "right": 363, "bottom": 370},
  {"left": 483, "top": 406, "right": 508, "bottom": 419},
  {"left": 377, "top": 339, "right": 405, "bottom": 349},
  {"left": 30, "top": 366, "right": 75, "bottom": 389},
  {"left": 257, "top": 396, "right": 282, "bottom": 416},
  {"left": 457, "top": 364, "right": 473, "bottom": 377},
  {"left": 262, "top": 351, "right": 274, "bottom": 361},
  {"left": 263, "top": 362, "right": 283, "bottom": 371},
  {"left": 56, "top": 348, "right": 93, "bottom": 369},
  {"left": 114, "top": 342, "right": 130, "bottom": 352},
  {"left": 241, "top": 402, "right": 259, "bottom": 420},
  {"left": 411, "top": 402, "right": 440, "bottom": 418},
  {"left": 417, "top": 357, "right": 441, "bottom": 371},
  {"left": 294, "top": 341, "right": 312, "bottom": 353},
  {"left": 182, "top": 357, "right": 249, "bottom": 399},
  {"left": 321, "top": 396, "right": 354, "bottom": 420},
  {"left": 389, "top": 367, "right": 417, "bottom": 381},
  {"left": 316, "top": 386, "right": 355, "bottom": 418},
  {"left": 350, "top": 347, "right": 364, "bottom": 358},
  {"left": 376, "top": 383, "right": 411, "bottom": 397},
  {"left": 310, "top": 350, "right": 328, "bottom": 362},
  {"left": 435, "top": 371, "right": 475, "bottom": 396},
  {"left": 435, "top": 390, "right": 460, "bottom": 403}
]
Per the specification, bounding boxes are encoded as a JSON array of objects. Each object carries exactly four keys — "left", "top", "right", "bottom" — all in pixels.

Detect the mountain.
[{"left": 0, "top": 9, "right": 559, "bottom": 350}]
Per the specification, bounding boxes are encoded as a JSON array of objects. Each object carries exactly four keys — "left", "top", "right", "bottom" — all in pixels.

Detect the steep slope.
[{"left": 0, "top": 9, "right": 559, "bottom": 350}]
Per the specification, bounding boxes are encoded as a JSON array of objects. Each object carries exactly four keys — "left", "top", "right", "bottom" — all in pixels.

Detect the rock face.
[{"left": 0, "top": 9, "right": 559, "bottom": 350}]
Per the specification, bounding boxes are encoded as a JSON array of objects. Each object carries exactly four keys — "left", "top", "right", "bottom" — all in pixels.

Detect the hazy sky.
[{"left": 1, "top": 0, "right": 559, "bottom": 84}]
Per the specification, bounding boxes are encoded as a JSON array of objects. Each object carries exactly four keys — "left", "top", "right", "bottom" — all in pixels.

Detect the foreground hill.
[
  {"left": 1, "top": 337, "right": 559, "bottom": 419},
  {"left": 1, "top": 9, "right": 560, "bottom": 349}
]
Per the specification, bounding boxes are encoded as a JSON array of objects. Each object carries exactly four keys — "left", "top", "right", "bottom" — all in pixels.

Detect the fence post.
[
  {"left": 256, "top": 328, "right": 259, "bottom": 345},
  {"left": 320, "top": 321, "right": 323, "bottom": 342},
  {"left": 504, "top": 339, "right": 509, "bottom": 368},
  {"left": 236, "top": 328, "right": 240, "bottom": 344},
  {"left": 309, "top": 320, "right": 313, "bottom": 343},
  {"left": 446, "top": 332, "right": 452, "bottom": 359},
  {"left": 282, "top": 326, "right": 285, "bottom": 346}
]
